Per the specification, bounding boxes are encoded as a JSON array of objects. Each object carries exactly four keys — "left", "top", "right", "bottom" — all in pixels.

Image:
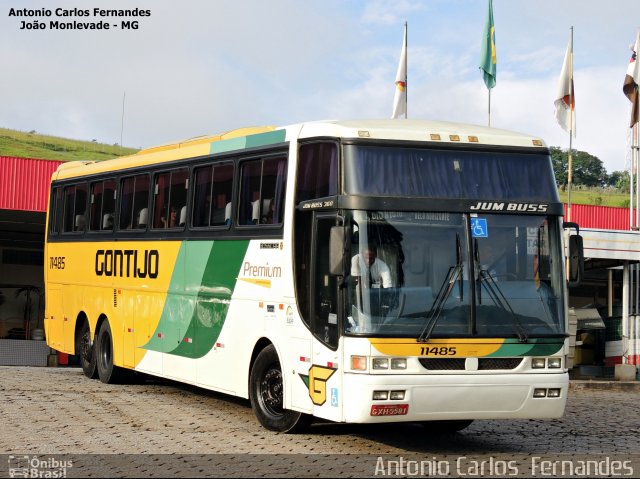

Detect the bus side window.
[
  {"left": 153, "top": 169, "right": 188, "bottom": 229},
  {"left": 62, "top": 183, "right": 87, "bottom": 233},
  {"left": 193, "top": 163, "right": 233, "bottom": 228},
  {"left": 89, "top": 179, "right": 116, "bottom": 232},
  {"left": 49, "top": 187, "right": 62, "bottom": 235},
  {"left": 239, "top": 157, "right": 286, "bottom": 226},
  {"left": 119, "top": 174, "right": 149, "bottom": 230}
]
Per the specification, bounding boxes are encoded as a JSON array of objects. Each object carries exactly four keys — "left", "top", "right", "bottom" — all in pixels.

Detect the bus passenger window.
[
  {"left": 89, "top": 179, "right": 116, "bottom": 232},
  {"left": 239, "top": 157, "right": 286, "bottom": 226},
  {"left": 119, "top": 174, "right": 149, "bottom": 230},
  {"left": 193, "top": 163, "right": 233, "bottom": 228},
  {"left": 48, "top": 187, "right": 62, "bottom": 235},
  {"left": 62, "top": 183, "right": 87, "bottom": 233},
  {"left": 153, "top": 169, "right": 188, "bottom": 229}
]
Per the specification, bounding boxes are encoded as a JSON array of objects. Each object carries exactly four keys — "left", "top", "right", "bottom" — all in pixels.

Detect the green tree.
[
  {"left": 550, "top": 146, "right": 608, "bottom": 187},
  {"left": 608, "top": 170, "right": 630, "bottom": 192},
  {"left": 550, "top": 147, "right": 567, "bottom": 186}
]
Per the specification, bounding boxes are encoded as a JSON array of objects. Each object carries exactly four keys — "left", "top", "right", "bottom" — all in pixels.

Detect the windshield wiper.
[
  {"left": 478, "top": 269, "right": 529, "bottom": 342},
  {"left": 418, "top": 233, "right": 463, "bottom": 342}
]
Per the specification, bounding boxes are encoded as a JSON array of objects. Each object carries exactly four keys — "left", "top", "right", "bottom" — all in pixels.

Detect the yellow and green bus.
[{"left": 45, "top": 120, "right": 582, "bottom": 432}]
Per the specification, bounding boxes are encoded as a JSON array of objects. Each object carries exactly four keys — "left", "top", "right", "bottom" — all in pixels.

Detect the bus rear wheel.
[
  {"left": 249, "top": 345, "right": 310, "bottom": 432},
  {"left": 79, "top": 321, "right": 97, "bottom": 379},
  {"left": 96, "top": 320, "right": 130, "bottom": 384}
]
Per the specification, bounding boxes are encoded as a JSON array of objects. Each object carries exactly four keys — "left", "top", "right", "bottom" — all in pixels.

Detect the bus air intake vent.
[
  {"left": 418, "top": 358, "right": 466, "bottom": 370},
  {"left": 478, "top": 358, "right": 523, "bottom": 370},
  {"left": 113, "top": 289, "right": 117, "bottom": 307}
]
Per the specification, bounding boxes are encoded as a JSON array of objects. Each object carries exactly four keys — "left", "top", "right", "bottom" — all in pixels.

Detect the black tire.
[
  {"left": 249, "top": 345, "right": 310, "bottom": 432},
  {"left": 419, "top": 419, "right": 474, "bottom": 433},
  {"left": 78, "top": 321, "right": 98, "bottom": 379},
  {"left": 96, "top": 320, "right": 130, "bottom": 384}
]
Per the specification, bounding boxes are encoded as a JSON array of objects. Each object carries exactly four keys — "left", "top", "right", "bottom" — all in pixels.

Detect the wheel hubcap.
[
  {"left": 81, "top": 330, "right": 92, "bottom": 362},
  {"left": 260, "top": 367, "right": 283, "bottom": 416}
]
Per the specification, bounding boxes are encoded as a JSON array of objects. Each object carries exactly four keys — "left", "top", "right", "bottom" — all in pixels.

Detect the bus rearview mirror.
[
  {"left": 329, "top": 226, "right": 345, "bottom": 276},
  {"left": 568, "top": 234, "right": 584, "bottom": 288}
]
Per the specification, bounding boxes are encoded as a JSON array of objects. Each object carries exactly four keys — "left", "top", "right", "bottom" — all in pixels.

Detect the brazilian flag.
[{"left": 480, "top": 0, "right": 497, "bottom": 89}]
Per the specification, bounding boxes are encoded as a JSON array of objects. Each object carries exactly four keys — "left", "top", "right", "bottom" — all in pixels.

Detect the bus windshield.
[
  {"left": 344, "top": 210, "right": 565, "bottom": 338},
  {"left": 343, "top": 145, "right": 559, "bottom": 201}
]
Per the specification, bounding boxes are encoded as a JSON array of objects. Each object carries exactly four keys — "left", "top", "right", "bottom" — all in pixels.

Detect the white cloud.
[
  {"left": 0, "top": 0, "right": 638, "bottom": 175},
  {"left": 361, "top": 0, "right": 424, "bottom": 26}
]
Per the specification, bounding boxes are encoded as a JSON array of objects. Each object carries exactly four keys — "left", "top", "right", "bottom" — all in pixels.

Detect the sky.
[{"left": 0, "top": 0, "right": 638, "bottom": 174}]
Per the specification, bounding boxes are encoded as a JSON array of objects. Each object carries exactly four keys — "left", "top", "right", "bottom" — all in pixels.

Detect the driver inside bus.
[{"left": 351, "top": 244, "right": 394, "bottom": 289}]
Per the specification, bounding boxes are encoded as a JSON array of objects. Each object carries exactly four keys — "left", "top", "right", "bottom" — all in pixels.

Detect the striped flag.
[
  {"left": 554, "top": 35, "right": 576, "bottom": 136},
  {"left": 623, "top": 31, "right": 640, "bottom": 128},
  {"left": 479, "top": 0, "right": 496, "bottom": 89},
  {"left": 391, "top": 23, "right": 407, "bottom": 119}
]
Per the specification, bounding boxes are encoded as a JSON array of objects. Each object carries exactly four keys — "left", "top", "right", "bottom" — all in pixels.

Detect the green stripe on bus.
[
  {"left": 245, "top": 130, "right": 286, "bottom": 148},
  {"left": 168, "top": 239, "right": 249, "bottom": 358},
  {"left": 143, "top": 242, "right": 212, "bottom": 353},
  {"left": 209, "top": 130, "right": 286, "bottom": 155},
  {"left": 210, "top": 137, "right": 246, "bottom": 155},
  {"left": 487, "top": 338, "right": 564, "bottom": 357}
]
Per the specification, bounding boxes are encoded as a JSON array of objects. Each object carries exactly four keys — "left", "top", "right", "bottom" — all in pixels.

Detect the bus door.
[{"left": 310, "top": 214, "right": 343, "bottom": 421}]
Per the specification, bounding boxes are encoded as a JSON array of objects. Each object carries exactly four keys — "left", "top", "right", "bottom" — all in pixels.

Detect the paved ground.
[{"left": 1, "top": 366, "right": 639, "bottom": 477}]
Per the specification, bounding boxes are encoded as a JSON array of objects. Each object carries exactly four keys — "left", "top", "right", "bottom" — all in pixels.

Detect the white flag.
[
  {"left": 554, "top": 36, "right": 576, "bottom": 136},
  {"left": 623, "top": 31, "right": 640, "bottom": 127},
  {"left": 391, "top": 24, "right": 407, "bottom": 119}
]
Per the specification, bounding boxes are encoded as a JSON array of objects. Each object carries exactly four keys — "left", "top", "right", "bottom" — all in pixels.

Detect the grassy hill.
[
  {"left": 1, "top": 127, "right": 630, "bottom": 208},
  {"left": 0, "top": 127, "right": 138, "bottom": 162},
  {"left": 558, "top": 188, "right": 629, "bottom": 208}
]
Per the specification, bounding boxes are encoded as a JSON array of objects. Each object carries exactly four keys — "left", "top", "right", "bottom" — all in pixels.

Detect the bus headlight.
[
  {"left": 547, "top": 357, "right": 562, "bottom": 369},
  {"left": 372, "top": 358, "right": 389, "bottom": 370},
  {"left": 533, "top": 388, "right": 547, "bottom": 398},
  {"left": 373, "top": 390, "right": 389, "bottom": 400},
  {"left": 390, "top": 358, "right": 407, "bottom": 370},
  {"left": 390, "top": 390, "right": 405, "bottom": 400},
  {"left": 547, "top": 388, "right": 561, "bottom": 398},
  {"left": 532, "top": 358, "right": 546, "bottom": 369}
]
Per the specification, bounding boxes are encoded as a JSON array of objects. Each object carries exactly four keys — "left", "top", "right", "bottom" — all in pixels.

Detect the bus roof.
[
  {"left": 297, "top": 119, "right": 546, "bottom": 148},
  {"left": 52, "top": 119, "right": 547, "bottom": 181}
]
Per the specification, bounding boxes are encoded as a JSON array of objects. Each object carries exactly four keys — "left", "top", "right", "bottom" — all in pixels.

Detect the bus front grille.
[
  {"left": 418, "top": 357, "right": 524, "bottom": 371},
  {"left": 419, "top": 358, "right": 466, "bottom": 370},
  {"left": 478, "top": 358, "right": 523, "bottom": 370}
]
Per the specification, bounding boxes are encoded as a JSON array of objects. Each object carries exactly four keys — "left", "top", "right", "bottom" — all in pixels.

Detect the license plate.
[{"left": 370, "top": 404, "right": 409, "bottom": 416}]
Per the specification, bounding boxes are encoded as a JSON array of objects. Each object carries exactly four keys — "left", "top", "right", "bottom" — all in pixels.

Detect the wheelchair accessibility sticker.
[{"left": 471, "top": 218, "right": 488, "bottom": 237}]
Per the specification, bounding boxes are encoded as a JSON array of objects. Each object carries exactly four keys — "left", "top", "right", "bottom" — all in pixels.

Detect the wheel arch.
[{"left": 248, "top": 337, "right": 275, "bottom": 388}]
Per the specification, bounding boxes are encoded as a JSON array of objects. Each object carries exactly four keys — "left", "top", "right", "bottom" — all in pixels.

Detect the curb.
[{"left": 569, "top": 380, "right": 640, "bottom": 391}]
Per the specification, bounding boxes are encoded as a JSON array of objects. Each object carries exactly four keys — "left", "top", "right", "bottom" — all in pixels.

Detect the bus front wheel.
[
  {"left": 95, "top": 320, "right": 129, "bottom": 384},
  {"left": 249, "top": 344, "right": 310, "bottom": 432},
  {"left": 79, "top": 320, "right": 97, "bottom": 379}
]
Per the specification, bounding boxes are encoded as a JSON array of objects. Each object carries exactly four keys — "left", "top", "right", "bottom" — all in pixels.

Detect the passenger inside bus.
[
  {"left": 161, "top": 206, "right": 179, "bottom": 228},
  {"left": 137, "top": 208, "right": 148, "bottom": 228},
  {"left": 261, "top": 199, "right": 275, "bottom": 224}
]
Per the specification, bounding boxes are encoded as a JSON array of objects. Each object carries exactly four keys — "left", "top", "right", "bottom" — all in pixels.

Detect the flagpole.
[
  {"left": 404, "top": 21, "right": 408, "bottom": 119},
  {"left": 567, "top": 26, "right": 574, "bottom": 222},
  {"left": 488, "top": 89, "right": 491, "bottom": 127},
  {"left": 631, "top": 124, "right": 640, "bottom": 230},
  {"left": 120, "top": 91, "right": 126, "bottom": 148}
]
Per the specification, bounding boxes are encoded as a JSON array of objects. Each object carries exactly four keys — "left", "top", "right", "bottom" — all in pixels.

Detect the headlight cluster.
[
  {"left": 373, "top": 390, "right": 406, "bottom": 400},
  {"left": 533, "top": 388, "right": 562, "bottom": 398},
  {"left": 350, "top": 356, "right": 407, "bottom": 371},
  {"left": 531, "top": 357, "right": 562, "bottom": 369}
]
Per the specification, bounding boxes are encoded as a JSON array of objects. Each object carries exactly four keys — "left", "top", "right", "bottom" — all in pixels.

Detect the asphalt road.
[{"left": 1, "top": 366, "right": 639, "bottom": 477}]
